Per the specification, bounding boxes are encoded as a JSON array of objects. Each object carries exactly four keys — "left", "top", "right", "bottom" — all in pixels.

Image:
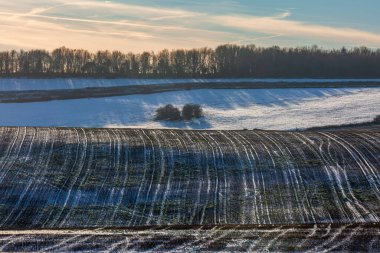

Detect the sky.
[{"left": 1, "top": 0, "right": 380, "bottom": 52}]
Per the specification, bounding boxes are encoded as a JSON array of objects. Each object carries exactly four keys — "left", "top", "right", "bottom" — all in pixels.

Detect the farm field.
[
  {"left": 1, "top": 78, "right": 380, "bottom": 91},
  {"left": 1, "top": 80, "right": 379, "bottom": 252},
  {"left": 0, "top": 126, "right": 379, "bottom": 251},
  {"left": 1, "top": 224, "right": 379, "bottom": 252},
  {"left": 0, "top": 127, "right": 379, "bottom": 228},
  {"left": 0, "top": 87, "right": 378, "bottom": 130}
]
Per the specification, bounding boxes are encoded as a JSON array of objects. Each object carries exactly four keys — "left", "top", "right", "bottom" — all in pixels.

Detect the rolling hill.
[
  {"left": 0, "top": 126, "right": 379, "bottom": 228},
  {"left": 0, "top": 126, "right": 379, "bottom": 251}
]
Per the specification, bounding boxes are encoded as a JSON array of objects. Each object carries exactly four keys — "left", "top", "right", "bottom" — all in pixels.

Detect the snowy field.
[
  {"left": 0, "top": 87, "right": 379, "bottom": 130},
  {"left": 0, "top": 78, "right": 380, "bottom": 91}
]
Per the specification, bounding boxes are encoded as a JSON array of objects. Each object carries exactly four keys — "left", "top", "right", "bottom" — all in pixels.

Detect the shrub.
[
  {"left": 182, "top": 104, "right": 203, "bottom": 120},
  {"left": 374, "top": 115, "right": 380, "bottom": 123},
  {"left": 155, "top": 104, "right": 181, "bottom": 121}
]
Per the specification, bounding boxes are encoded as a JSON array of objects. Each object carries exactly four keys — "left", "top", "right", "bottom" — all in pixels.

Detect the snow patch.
[{"left": 0, "top": 88, "right": 379, "bottom": 130}]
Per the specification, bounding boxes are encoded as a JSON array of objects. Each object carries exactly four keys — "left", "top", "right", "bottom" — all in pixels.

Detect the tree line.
[{"left": 1, "top": 45, "right": 380, "bottom": 78}]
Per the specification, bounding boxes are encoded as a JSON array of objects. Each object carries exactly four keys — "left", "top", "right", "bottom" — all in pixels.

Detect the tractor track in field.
[{"left": 0, "top": 126, "right": 379, "bottom": 251}]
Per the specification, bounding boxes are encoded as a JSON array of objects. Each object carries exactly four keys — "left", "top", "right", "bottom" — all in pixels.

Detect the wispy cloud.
[
  {"left": 212, "top": 13, "right": 380, "bottom": 46},
  {"left": 0, "top": 0, "right": 379, "bottom": 51}
]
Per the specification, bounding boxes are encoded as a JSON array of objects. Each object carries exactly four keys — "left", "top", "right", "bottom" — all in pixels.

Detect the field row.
[
  {"left": 0, "top": 223, "right": 379, "bottom": 252},
  {"left": 2, "top": 78, "right": 380, "bottom": 91},
  {"left": 0, "top": 127, "right": 379, "bottom": 228}
]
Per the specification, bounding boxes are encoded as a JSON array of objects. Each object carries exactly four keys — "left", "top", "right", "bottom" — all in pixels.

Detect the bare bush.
[
  {"left": 182, "top": 104, "right": 203, "bottom": 120},
  {"left": 155, "top": 104, "right": 181, "bottom": 121}
]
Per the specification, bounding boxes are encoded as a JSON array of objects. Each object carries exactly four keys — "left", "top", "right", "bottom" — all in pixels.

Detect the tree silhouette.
[{"left": 1, "top": 44, "right": 380, "bottom": 78}]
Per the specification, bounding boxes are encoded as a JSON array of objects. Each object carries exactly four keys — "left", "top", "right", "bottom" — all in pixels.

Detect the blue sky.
[{"left": 1, "top": 0, "right": 379, "bottom": 51}]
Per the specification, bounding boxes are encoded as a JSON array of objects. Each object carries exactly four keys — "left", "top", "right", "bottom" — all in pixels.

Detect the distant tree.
[
  {"left": 51, "top": 47, "right": 67, "bottom": 74},
  {"left": 374, "top": 115, "right": 380, "bottom": 123},
  {"left": 170, "top": 49, "right": 186, "bottom": 75},
  {"left": 155, "top": 104, "right": 181, "bottom": 121},
  {"left": 110, "top": 50, "right": 124, "bottom": 73},
  {"left": 128, "top": 53, "right": 139, "bottom": 76},
  {"left": 157, "top": 49, "right": 170, "bottom": 76},
  {"left": 140, "top": 51, "right": 151, "bottom": 75},
  {"left": 182, "top": 104, "right": 203, "bottom": 120},
  {"left": 95, "top": 50, "right": 112, "bottom": 74}
]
